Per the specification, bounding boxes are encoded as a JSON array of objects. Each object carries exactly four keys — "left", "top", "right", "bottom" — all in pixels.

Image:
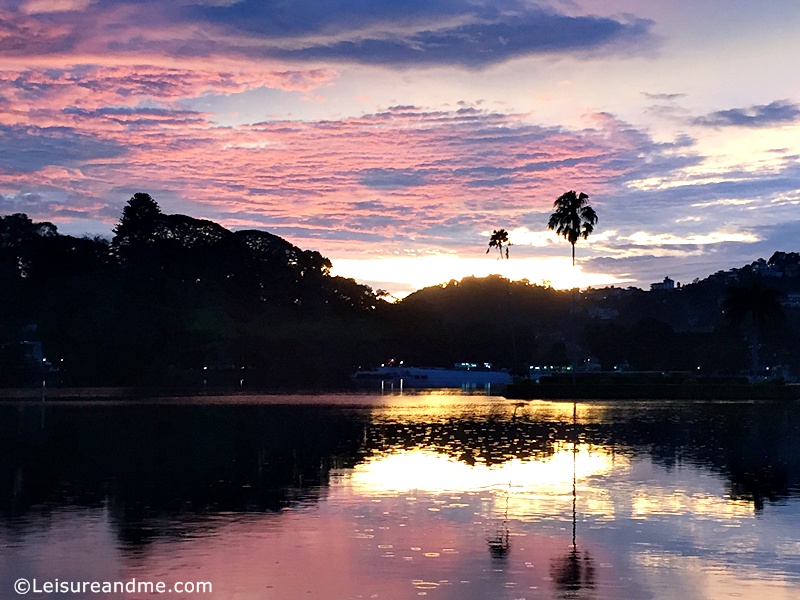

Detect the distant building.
[{"left": 650, "top": 277, "right": 675, "bottom": 291}]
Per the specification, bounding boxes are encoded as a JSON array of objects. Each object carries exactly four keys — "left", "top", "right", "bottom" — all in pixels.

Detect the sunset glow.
[{"left": 332, "top": 255, "right": 626, "bottom": 297}]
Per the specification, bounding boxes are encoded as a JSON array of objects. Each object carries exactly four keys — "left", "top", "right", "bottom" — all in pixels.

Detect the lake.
[{"left": 1, "top": 393, "right": 799, "bottom": 599}]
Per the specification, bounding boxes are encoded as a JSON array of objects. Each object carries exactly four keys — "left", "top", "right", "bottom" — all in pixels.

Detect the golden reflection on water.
[
  {"left": 335, "top": 394, "right": 771, "bottom": 528},
  {"left": 631, "top": 489, "right": 754, "bottom": 519},
  {"left": 332, "top": 444, "right": 624, "bottom": 525},
  {"left": 341, "top": 445, "right": 618, "bottom": 496},
  {"left": 366, "top": 395, "right": 605, "bottom": 424},
  {"left": 367, "top": 394, "right": 512, "bottom": 423}
]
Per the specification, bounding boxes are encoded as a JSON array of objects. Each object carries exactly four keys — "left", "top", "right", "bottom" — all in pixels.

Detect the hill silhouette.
[
  {"left": 2, "top": 196, "right": 800, "bottom": 388},
  {"left": 1, "top": 195, "right": 384, "bottom": 387}
]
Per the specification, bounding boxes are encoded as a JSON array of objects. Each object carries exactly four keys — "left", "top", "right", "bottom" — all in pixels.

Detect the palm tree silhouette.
[
  {"left": 547, "top": 191, "right": 597, "bottom": 377},
  {"left": 482, "top": 229, "right": 518, "bottom": 365},
  {"left": 486, "top": 229, "right": 510, "bottom": 259},
  {"left": 723, "top": 281, "right": 783, "bottom": 382},
  {"left": 547, "top": 191, "right": 598, "bottom": 266}
]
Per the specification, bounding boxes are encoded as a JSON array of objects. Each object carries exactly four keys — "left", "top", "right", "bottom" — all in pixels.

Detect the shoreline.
[
  {"left": 505, "top": 380, "right": 800, "bottom": 401},
  {"left": 1, "top": 384, "right": 799, "bottom": 402},
  {"left": 0, "top": 386, "right": 351, "bottom": 401}
]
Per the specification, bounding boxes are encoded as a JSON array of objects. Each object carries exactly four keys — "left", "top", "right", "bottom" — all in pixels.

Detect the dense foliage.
[
  {"left": 1, "top": 195, "right": 384, "bottom": 387},
  {"left": 2, "top": 195, "right": 800, "bottom": 387}
]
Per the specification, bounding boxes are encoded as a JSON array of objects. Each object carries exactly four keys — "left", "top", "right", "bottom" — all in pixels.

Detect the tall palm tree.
[
  {"left": 547, "top": 191, "right": 598, "bottom": 266},
  {"left": 548, "top": 191, "right": 596, "bottom": 379},
  {"left": 486, "top": 228, "right": 510, "bottom": 259},
  {"left": 482, "top": 229, "right": 519, "bottom": 366},
  {"left": 723, "top": 281, "right": 783, "bottom": 382}
]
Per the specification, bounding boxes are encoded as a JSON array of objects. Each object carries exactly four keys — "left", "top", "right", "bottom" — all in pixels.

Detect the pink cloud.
[
  {"left": 0, "top": 2, "right": 665, "bottom": 258},
  {"left": 0, "top": 10, "right": 74, "bottom": 57},
  {"left": 21, "top": 0, "right": 95, "bottom": 15},
  {"left": 0, "top": 65, "right": 333, "bottom": 107},
  {"left": 0, "top": 86, "right": 646, "bottom": 257}
]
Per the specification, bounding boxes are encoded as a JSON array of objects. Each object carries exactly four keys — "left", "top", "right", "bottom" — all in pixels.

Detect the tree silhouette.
[
  {"left": 547, "top": 191, "right": 596, "bottom": 376},
  {"left": 486, "top": 229, "right": 510, "bottom": 259},
  {"left": 113, "top": 192, "right": 162, "bottom": 247},
  {"left": 547, "top": 191, "right": 597, "bottom": 266},
  {"left": 0, "top": 213, "right": 58, "bottom": 280},
  {"left": 723, "top": 281, "right": 783, "bottom": 382},
  {"left": 1, "top": 213, "right": 57, "bottom": 248}
]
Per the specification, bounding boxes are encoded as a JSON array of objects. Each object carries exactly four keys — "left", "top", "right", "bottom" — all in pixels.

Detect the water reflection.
[
  {"left": 0, "top": 395, "right": 799, "bottom": 599},
  {"left": 551, "top": 548, "right": 596, "bottom": 600},
  {"left": 550, "top": 403, "right": 596, "bottom": 600},
  {"left": 340, "top": 447, "right": 617, "bottom": 497}
]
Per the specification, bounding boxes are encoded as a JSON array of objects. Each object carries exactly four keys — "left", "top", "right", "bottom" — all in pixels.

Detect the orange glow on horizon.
[{"left": 331, "top": 254, "right": 628, "bottom": 296}]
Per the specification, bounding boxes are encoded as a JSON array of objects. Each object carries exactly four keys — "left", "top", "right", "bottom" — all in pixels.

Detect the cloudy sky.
[{"left": 2, "top": 0, "right": 799, "bottom": 295}]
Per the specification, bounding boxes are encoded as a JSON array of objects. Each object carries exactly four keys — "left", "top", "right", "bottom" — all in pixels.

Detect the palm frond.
[
  {"left": 486, "top": 228, "right": 510, "bottom": 258},
  {"left": 547, "top": 191, "right": 598, "bottom": 263}
]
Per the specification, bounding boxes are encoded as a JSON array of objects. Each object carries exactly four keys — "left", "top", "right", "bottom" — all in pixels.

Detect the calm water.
[{"left": 1, "top": 393, "right": 800, "bottom": 599}]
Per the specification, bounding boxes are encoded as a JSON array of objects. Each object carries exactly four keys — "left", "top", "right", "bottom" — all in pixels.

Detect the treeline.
[
  {"left": 396, "top": 269, "right": 800, "bottom": 378},
  {"left": 2, "top": 195, "right": 800, "bottom": 388},
  {"left": 0, "top": 194, "right": 385, "bottom": 387}
]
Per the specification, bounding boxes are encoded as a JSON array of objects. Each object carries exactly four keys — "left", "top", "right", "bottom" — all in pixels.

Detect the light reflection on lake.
[{"left": 1, "top": 394, "right": 799, "bottom": 599}]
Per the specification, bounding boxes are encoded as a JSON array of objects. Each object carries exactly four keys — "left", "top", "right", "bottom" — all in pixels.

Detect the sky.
[{"left": 2, "top": 0, "right": 800, "bottom": 296}]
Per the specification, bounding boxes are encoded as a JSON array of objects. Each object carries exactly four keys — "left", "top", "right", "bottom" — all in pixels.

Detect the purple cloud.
[{"left": 694, "top": 101, "right": 800, "bottom": 128}]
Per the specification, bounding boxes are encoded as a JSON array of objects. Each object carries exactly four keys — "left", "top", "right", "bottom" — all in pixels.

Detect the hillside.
[
  {"left": 3, "top": 196, "right": 799, "bottom": 387},
  {"left": 1, "top": 195, "right": 384, "bottom": 387}
]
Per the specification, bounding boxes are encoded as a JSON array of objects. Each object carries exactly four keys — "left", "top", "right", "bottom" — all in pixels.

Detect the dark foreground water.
[{"left": 1, "top": 394, "right": 799, "bottom": 599}]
